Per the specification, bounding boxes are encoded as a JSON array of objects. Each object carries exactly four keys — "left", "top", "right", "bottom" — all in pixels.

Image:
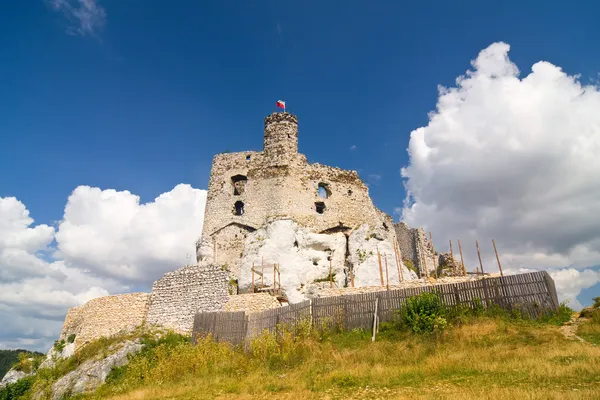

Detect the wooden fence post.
[
  {"left": 476, "top": 240, "right": 485, "bottom": 274},
  {"left": 372, "top": 297, "right": 379, "bottom": 342},
  {"left": 261, "top": 256, "right": 264, "bottom": 288},
  {"left": 458, "top": 239, "right": 466, "bottom": 276},
  {"left": 492, "top": 239, "right": 503, "bottom": 276},
  {"left": 273, "top": 263, "right": 277, "bottom": 295},
  {"left": 377, "top": 247, "right": 385, "bottom": 286}
]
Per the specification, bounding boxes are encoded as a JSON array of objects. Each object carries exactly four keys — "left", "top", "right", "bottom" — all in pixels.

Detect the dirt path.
[{"left": 560, "top": 312, "right": 589, "bottom": 343}]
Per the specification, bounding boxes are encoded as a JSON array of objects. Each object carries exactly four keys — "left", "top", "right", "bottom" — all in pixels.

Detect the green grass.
[
  {"left": 82, "top": 304, "right": 600, "bottom": 400},
  {"left": 578, "top": 307, "right": 600, "bottom": 345}
]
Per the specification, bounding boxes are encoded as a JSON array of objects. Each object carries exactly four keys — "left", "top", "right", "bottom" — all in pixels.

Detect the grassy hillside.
[
  {"left": 0, "top": 350, "right": 43, "bottom": 381},
  {"left": 5, "top": 295, "right": 600, "bottom": 400}
]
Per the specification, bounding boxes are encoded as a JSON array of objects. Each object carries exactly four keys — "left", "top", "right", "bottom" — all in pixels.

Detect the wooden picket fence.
[{"left": 192, "top": 271, "right": 559, "bottom": 346}]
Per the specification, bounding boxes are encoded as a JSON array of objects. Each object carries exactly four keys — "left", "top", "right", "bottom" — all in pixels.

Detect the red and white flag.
[{"left": 276, "top": 100, "right": 286, "bottom": 110}]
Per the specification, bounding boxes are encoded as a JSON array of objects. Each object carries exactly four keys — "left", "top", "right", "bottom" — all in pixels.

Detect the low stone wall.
[
  {"left": 59, "top": 293, "right": 151, "bottom": 350},
  {"left": 315, "top": 274, "right": 501, "bottom": 297},
  {"left": 223, "top": 293, "right": 281, "bottom": 313},
  {"left": 146, "top": 264, "right": 230, "bottom": 334}
]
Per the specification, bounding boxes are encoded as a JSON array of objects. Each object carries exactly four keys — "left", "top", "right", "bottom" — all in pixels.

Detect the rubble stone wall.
[
  {"left": 59, "top": 293, "right": 151, "bottom": 350},
  {"left": 146, "top": 264, "right": 230, "bottom": 334},
  {"left": 223, "top": 293, "right": 281, "bottom": 313}
]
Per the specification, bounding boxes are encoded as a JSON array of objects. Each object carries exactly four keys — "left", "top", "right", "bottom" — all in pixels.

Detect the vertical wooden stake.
[
  {"left": 251, "top": 263, "right": 255, "bottom": 293},
  {"left": 384, "top": 254, "right": 390, "bottom": 290},
  {"left": 476, "top": 240, "right": 485, "bottom": 274},
  {"left": 492, "top": 239, "right": 503, "bottom": 276},
  {"left": 377, "top": 247, "right": 385, "bottom": 286},
  {"left": 273, "top": 263, "right": 277, "bottom": 295},
  {"left": 430, "top": 232, "right": 438, "bottom": 279},
  {"left": 261, "top": 256, "right": 264, "bottom": 288},
  {"left": 351, "top": 264, "right": 355, "bottom": 288},
  {"left": 394, "top": 242, "right": 404, "bottom": 283},
  {"left": 449, "top": 240, "right": 456, "bottom": 276},
  {"left": 329, "top": 256, "right": 333, "bottom": 288},
  {"left": 458, "top": 239, "right": 467, "bottom": 276},
  {"left": 419, "top": 238, "right": 429, "bottom": 279}
]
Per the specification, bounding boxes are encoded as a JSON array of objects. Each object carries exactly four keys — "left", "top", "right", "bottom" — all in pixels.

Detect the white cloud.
[
  {"left": 47, "top": 0, "right": 106, "bottom": 36},
  {"left": 400, "top": 42, "right": 600, "bottom": 308},
  {"left": 54, "top": 184, "right": 207, "bottom": 284},
  {"left": 349, "top": 145, "right": 357, "bottom": 151},
  {"left": 0, "top": 184, "right": 207, "bottom": 351}
]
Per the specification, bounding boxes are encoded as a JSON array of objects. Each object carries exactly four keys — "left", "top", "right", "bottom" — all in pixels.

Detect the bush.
[
  {"left": 399, "top": 292, "right": 448, "bottom": 334},
  {"left": 0, "top": 375, "right": 35, "bottom": 400},
  {"left": 67, "top": 334, "right": 77, "bottom": 344},
  {"left": 593, "top": 297, "right": 600, "bottom": 309}
]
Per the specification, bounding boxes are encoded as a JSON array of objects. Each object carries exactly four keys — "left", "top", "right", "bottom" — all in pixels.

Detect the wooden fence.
[{"left": 192, "top": 271, "right": 559, "bottom": 346}]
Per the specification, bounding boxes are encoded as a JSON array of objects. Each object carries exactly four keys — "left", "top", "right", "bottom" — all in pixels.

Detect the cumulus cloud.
[
  {"left": 0, "top": 184, "right": 207, "bottom": 351},
  {"left": 400, "top": 42, "right": 600, "bottom": 307},
  {"left": 47, "top": 0, "right": 106, "bottom": 36}
]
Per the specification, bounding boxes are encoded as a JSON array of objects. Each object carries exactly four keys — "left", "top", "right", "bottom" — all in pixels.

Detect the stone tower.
[{"left": 263, "top": 112, "right": 298, "bottom": 161}]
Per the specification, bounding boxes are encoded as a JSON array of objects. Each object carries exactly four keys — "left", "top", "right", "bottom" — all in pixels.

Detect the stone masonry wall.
[
  {"left": 59, "top": 293, "right": 151, "bottom": 351},
  {"left": 146, "top": 264, "right": 230, "bottom": 334},
  {"left": 223, "top": 293, "right": 281, "bottom": 313},
  {"left": 198, "top": 112, "right": 399, "bottom": 277}
]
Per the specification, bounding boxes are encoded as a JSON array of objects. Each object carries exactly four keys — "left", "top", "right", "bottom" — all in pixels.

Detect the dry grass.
[
  {"left": 88, "top": 318, "right": 600, "bottom": 400},
  {"left": 578, "top": 309, "right": 600, "bottom": 345}
]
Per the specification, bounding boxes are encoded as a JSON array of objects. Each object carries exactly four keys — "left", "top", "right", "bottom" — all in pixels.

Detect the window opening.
[
  {"left": 315, "top": 202, "right": 326, "bottom": 214},
  {"left": 246, "top": 155, "right": 251, "bottom": 161},
  {"left": 231, "top": 175, "right": 247, "bottom": 196},
  {"left": 233, "top": 201, "right": 245, "bottom": 216},
  {"left": 317, "top": 182, "right": 331, "bottom": 199}
]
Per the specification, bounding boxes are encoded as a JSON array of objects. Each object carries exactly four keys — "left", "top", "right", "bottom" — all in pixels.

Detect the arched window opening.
[
  {"left": 233, "top": 201, "right": 245, "bottom": 216},
  {"left": 317, "top": 182, "right": 331, "bottom": 199},
  {"left": 315, "top": 202, "right": 326, "bottom": 214},
  {"left": 231, "top": 175, "right": 247, "bottom": 196}
]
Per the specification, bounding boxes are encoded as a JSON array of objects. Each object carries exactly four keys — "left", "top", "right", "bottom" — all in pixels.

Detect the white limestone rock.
[
  {"left": 0, "top": 368, "right": 30, "bottom": 388},
  {"left": 348, "top": 224, "right": 417, "bottom": 287},
  {"left": 39, "top": 342, "right": 76, "bottom": 370},
  {"left": 238, "top": 220, "right": 346, "bottom": 303},
  {"left": 50, "top": 340, "right": 143, "bottom": 400}
]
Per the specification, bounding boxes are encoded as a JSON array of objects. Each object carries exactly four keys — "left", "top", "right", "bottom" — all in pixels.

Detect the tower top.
[
  {"left": 264, "top": 112, "right": 298, "bottom": 127},
  {"left": 263, "top": 112, "right": 298, "bottom": 158}
]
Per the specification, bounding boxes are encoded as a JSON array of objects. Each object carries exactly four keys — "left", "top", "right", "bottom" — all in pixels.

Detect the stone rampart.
[
  {"left": 146, "top": 264, "right": 230, "bottom": 333},
  {"left": 59, "top": 293, "right": 151, "bottom": 350}
]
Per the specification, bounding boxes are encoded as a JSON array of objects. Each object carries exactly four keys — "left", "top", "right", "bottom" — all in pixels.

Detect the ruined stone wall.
[
  {"left": 395, "top": 222, "right": 417, "bottom": 264},
  {"left": 146, "top": 264, "right": 230, "bottom": 334},
  {"left": 59, "top": 293, "right": 151, "bottom": 350},
  {"left": 198, "top": 112, "right": 398, "bottom": 277},
  {"left": 394, "top": 222, "right": 437, "bottom": 277},
  {"left": 223, "top": 293, "right": 281, "bottom": 313}
]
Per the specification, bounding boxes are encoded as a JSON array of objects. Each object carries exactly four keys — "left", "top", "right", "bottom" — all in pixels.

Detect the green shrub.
[
  {"left": 53, "top": 339, "right": 65, "bottom": 353},
  {"left": 399, "top": 292, "right": 448, "bottom": 334},
  {"left": 0, "top": 375, "right": 35, "bottom": 400},
  {"left": 593, "top": 297, "right": 600, "bottom": 309},
  {"left": 67, "top": 334, "right": 77, "bottom": 344}
]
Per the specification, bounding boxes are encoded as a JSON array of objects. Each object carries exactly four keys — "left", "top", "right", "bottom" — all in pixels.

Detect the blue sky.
[
  {"left": 2, "top": 0, "right": 599, "bottom": 223},
  {"left": 1, "top": 1, "right": 600, "bottom": 351}
]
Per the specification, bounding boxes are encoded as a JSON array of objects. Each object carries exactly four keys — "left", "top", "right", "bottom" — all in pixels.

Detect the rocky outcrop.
[
  {"left": 237, "top": 220, "right": 416, "bottom": 303},
  {"left": 0, "top": 368, "right": 30, "bottom": 388},
  {"left": 223, "top": 293, "right": 281, "bottom": 313},
  {"left": 49, "top": 340, "right": 143, "bottom": 400}
]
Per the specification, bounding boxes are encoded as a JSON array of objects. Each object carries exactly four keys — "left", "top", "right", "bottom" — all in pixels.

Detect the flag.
[{"left": 276, "top": 100, "right": 286, "bottom": 109}]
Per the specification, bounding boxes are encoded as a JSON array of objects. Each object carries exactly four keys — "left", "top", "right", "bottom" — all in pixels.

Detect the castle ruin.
[{"left": 53, "top": 111, "right": 444, "bottom": 349}]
